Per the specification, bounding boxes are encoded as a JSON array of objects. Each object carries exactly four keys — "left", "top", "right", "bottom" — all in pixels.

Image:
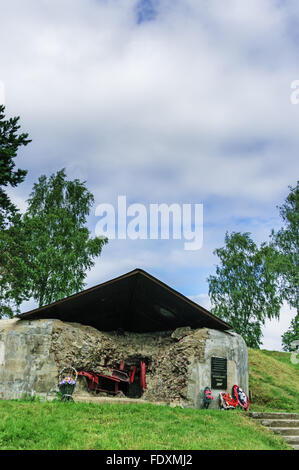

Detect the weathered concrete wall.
[
  {"left": 186, "top": 329, "right": 248, "bottom": 409},
  {"left": 0, "top": 319, "right": 57, "bottom": 399},
  {"left": 0, "top": 318, "right": 248, "bottom": 408}
]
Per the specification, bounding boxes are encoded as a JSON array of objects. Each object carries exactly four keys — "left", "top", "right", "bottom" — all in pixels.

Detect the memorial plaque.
[{"left": 211, "top": 357, "right": 227, "bottom": 389}]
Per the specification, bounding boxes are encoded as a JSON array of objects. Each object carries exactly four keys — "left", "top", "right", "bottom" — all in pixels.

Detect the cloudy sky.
[{"left": 1, "top": 0, "right": 298, "bottom": 350}]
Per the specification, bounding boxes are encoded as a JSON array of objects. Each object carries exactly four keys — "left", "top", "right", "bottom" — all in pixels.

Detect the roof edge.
[{"left": 17, "top": 268, "right": 231, "bottom": 330}]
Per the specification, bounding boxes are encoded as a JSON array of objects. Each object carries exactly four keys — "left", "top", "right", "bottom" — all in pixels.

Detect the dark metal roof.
[{"left": 17, "top": 268, "right": 231, "bottom": 332}]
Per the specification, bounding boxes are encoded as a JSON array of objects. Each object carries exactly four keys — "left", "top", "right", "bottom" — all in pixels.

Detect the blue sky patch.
[{"left": 136, "top": 0, "right": 158, "bottom": 24}]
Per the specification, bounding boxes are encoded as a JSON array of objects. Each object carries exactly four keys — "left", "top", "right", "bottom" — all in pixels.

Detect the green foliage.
[
  {"left": 52, "top": 391, "right": 64, "bottom": 402},
  {"left": 0, "top": 169, "right": 108, "bottom": 315},
  {"left": 19, "top": 169, "right": 108, "bottom": 307},
  {"left": 208, "top": 232, "right": 282, "bottom": 348},
  {"left": 0, "top": 214, "right": 32, "bottom": 317},
  {"left": 267, "top": 182, "right": 299, "bottom": 350},
  {"left": 20, "top": 393, "right": 45, "bottom": 402},
  {"left": 0, "top": 105, "right": 31, "bottom": 316},
  {"left": 0, "top": 105, "right": 31, "bottom": 228},
  {"left": 270, "top": 181, "right": 298, "bottom": 313},
  {"left": 281, "top": 314, "right": 299, "bottom": 352}
]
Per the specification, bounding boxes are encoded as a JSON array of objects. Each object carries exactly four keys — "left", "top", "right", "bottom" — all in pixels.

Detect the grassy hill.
[
  {"left": 0, "top": 348, "right": 297, "bottom": 450},
  {"left": 0, "top": 400, "right": 290, "bottom": 450},
  {"left": 248, "top": 348, "right": 299, "bottom": 412}
]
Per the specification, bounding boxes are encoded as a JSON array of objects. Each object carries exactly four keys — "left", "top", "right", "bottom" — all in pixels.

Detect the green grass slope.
[
  {"left": 0, "top": 401, "right": 289, "bottom": 450},
  {"left": 0, "top": 348, "right": 297, "bottom": 450},
  {"left": 248, "top": 348, "right": 299, "bottom": 412}
]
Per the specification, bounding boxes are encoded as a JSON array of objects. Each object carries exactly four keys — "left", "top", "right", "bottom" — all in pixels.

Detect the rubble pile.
[
  {"left": 49, "top": 320, "right": 209, "bottom": 404},
  {"left": 143, "top": 328, "right": 208, "bottom": 402}
]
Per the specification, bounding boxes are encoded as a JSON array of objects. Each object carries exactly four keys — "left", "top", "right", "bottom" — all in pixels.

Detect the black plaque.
[{"left": 211, "top": 357, "right": 227, "bottom": 389}]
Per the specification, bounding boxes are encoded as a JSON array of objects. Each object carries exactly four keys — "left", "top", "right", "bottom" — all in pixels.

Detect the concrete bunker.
[{"left": 0, "top": 269, "right": 248, "bottom": 408}]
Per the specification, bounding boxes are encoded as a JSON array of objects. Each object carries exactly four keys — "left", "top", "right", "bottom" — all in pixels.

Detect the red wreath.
[{"left": 232, "top": 385, "right": 249, "bottom": 412}]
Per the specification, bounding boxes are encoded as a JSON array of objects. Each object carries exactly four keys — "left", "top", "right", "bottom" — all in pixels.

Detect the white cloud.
[
  {"left": 261, "top": 302, "right": 297, "bottom": 351},
  {"left": 2, "top": 1, "right": 298, "bottom": 351},
  {"left": 189, "top": 293, "right": 212, "bottom": 311}
]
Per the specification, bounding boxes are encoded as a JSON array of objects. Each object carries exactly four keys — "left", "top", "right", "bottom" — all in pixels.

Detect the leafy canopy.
[
  {"left": 20, "top": 169, "right": 108, "bottom": 307},
  {"left": 270, "top": 181, "right": 298, "bottom": 313},
  {"left": 0, "top": 104, "right": 31, "bottom": 228},
  {"left": 208, "top": 232, "right": 282, "bottom": 348},
  {"left": 0, "top": 214, "right": 32, "bottom": 317},
  {"left": 0, "top": 169, "right": 108, "bottom": 316},
  {"left": 0, "top": 105, "right": 31, "bottom": 316},
  {"left": 281, "top": 314, "right": 299, "bottom": 352}
]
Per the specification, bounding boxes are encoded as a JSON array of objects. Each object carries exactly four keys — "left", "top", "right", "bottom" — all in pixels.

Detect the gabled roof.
[{"left": 17, "top": 268, "right": 231, "bottom": 332}]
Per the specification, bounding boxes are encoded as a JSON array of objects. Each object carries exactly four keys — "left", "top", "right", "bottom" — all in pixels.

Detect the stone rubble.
[{"left": 49, "top": 320, "right": 209, "bottom": 404}]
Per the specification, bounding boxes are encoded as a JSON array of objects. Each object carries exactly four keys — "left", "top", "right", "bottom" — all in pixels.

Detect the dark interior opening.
[
  {"left": 78, "top": 357, "right": 149, "bottom": 399},
  {"left": 117, "top": 367, "right": 144, "bottom": 398}
]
